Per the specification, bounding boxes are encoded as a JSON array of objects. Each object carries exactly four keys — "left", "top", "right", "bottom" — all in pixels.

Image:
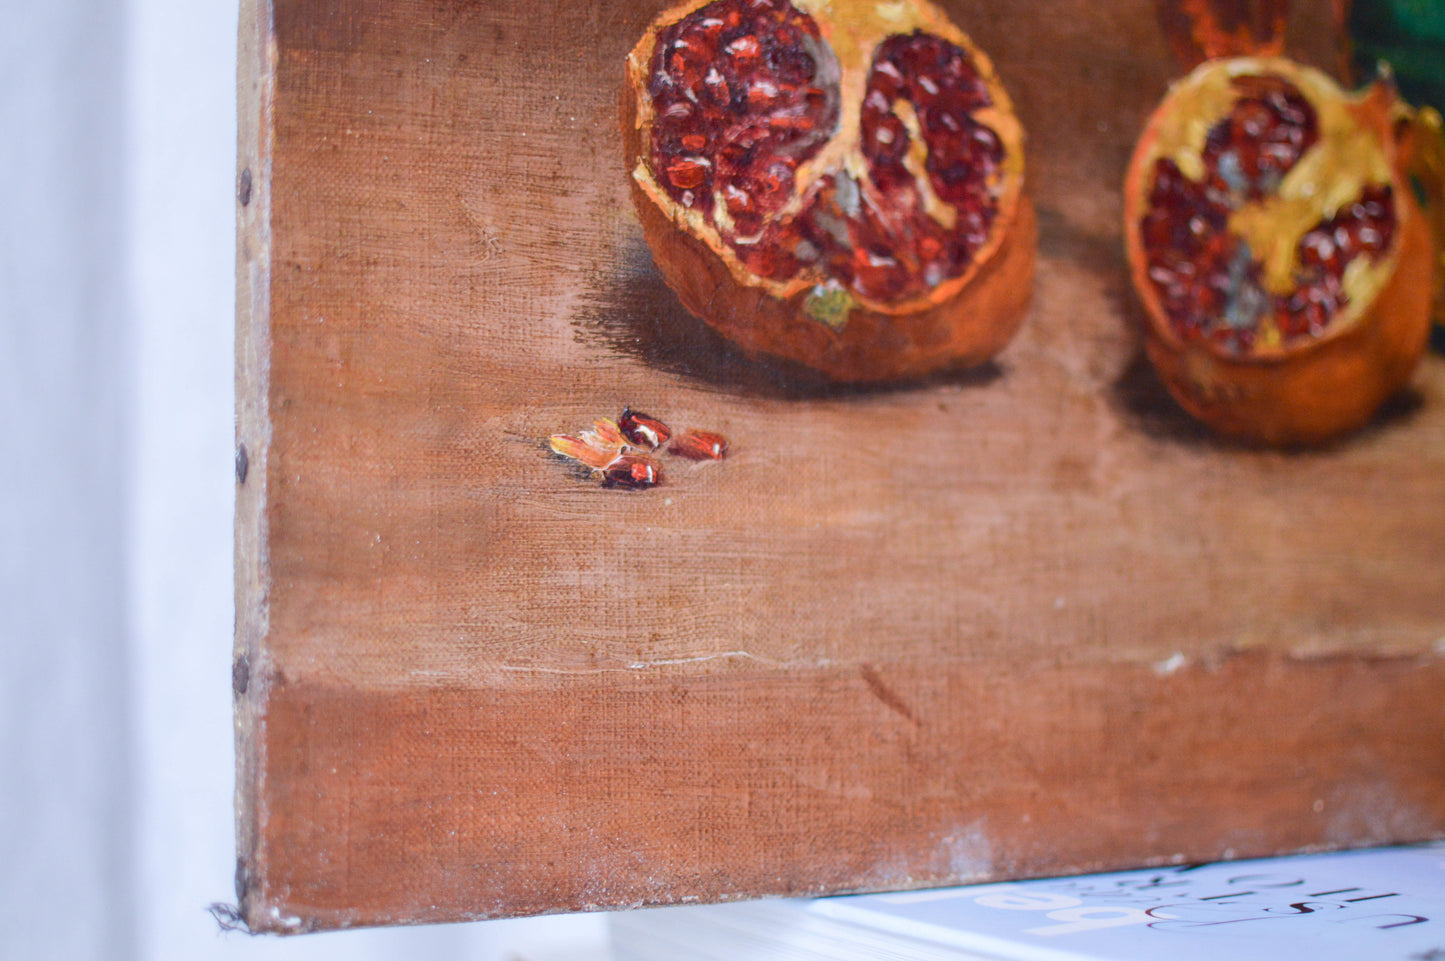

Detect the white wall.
[
  {"left": 0, "top": 0, "right": 610, "bottom": 957},
  {"left": 0, "top": 5, "right": 134, "bottom": 959}
]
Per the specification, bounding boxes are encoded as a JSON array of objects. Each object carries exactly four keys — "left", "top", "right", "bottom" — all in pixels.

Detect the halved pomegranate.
[
  {"left": 622, "top": 0, "right": 1034, "bottom": 383},
  {"left": 1124, "top": 57, "right": 1435, "bottom": 445}
]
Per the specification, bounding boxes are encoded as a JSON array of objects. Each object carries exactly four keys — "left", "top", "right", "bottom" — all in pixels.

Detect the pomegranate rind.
[
  {"left": 1124, "top": 57, "right": 1435, "bottom": 445},
  {"left": 622, "top": 0, "right": 1034, "bottom": 382}
]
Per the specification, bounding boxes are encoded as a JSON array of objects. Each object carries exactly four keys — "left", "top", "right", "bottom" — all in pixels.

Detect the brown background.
[{"left": 237, "top": 0, "right": 1445, "bottom": 932}]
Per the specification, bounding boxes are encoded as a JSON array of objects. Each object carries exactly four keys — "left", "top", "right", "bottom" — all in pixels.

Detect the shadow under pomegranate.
[
  {"left": 575, "top": 236, "right": 1005, "bottom": 401},
  {"left": 1111, "top": 345, "right": 1426, "bottom": 450}
]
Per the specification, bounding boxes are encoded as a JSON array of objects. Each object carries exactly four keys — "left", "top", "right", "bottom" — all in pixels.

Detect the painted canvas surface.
[{"left": 235, "top": 0, "right": 1445, "bottom": 933}]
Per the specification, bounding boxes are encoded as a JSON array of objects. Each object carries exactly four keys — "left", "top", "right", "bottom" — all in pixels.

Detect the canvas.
[{"left": 235, "top": 0, "right": 1445, "bottom": 933}]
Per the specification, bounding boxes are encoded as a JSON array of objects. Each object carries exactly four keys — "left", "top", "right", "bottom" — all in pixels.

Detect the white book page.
[{"left": 810, "top": 844, "right": 1445, "bottom": 961}]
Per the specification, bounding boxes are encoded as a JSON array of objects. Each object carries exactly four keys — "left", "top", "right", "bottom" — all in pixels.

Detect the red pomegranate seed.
[
  {"left": 667, "top": 156, "right": 711, "bottom": 189},
  {"left": 704, "top": 67, "right": 731, "bottom": 106},
  {"left": 618, "top": 408, "right": 672, "bottom": 450},
  {"left": 669, "top": 429, "right": 729, "bottom": 460},
  {"left": 871, "top": 58, "right": 904, "bottom": 96},
  {"left": 766, "top": 114, "right": 813, "bottom": 131},
  {"left": 725, "top": 35, "right": 761, "bottom": 62},
  {"left": 603, "top": 453, "right": 663, "bottom": 489},
  {"left": 748, "top": 81, "right": 783, "bottom": 109},
  {"left": 722, "top": 183, "right": 757, "bottom": 218}
]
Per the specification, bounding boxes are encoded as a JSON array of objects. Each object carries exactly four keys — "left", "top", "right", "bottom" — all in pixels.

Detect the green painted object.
[
  {"left": 1390, "top": 0, "right": 1445, "bottom": 43},
  {"left": 1353, "top": 0, "right": 1445, "bottom": 349},
  {"left": 1352, "top": 0, "right": 1445, "bottom": 106}
]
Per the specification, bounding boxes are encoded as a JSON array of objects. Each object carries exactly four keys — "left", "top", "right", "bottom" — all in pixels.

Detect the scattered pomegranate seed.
[
  {"left": 548, "top": 433, "right": 620, "bottom": 470},
  {"left": 603, "top": 453, "right": 663, "bottom": 490},
  {"left": 550, "top": 411, "right": 729, "bottom": 488},
  {"left": 669, "top": 429, "right": 729, "bottom": 460},
  {"left": 618, "top": 408, "right": 672, "bottom": 450},
  {"left": 586, "top": 418, "right": 626, "bottom": 448}
]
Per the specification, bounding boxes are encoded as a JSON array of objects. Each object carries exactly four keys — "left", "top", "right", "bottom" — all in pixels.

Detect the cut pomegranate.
[
  {"left": 1125, "top": 57, "right": 1435, "bottom": 445},
  {"left": 623, "top": 0, "right": 1034, "bottom": 382}
]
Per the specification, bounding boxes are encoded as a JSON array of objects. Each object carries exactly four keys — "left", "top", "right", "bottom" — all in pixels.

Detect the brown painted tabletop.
[{"left": 236, "top": 0, "right": 1445, "bottom": 932}]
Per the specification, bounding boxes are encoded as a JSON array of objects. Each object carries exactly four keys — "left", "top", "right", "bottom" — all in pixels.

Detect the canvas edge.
[
  {"left": 235, "top": 0, "right": 280, "bottom": 934},
  {"left": 239, "top": 652, "right": 1445, "bottom": 932}
]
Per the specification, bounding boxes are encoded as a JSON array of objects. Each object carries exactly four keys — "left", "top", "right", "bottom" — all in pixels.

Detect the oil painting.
[{"left": 235, "top": 0, "right": 1445, "bottom": 932}]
